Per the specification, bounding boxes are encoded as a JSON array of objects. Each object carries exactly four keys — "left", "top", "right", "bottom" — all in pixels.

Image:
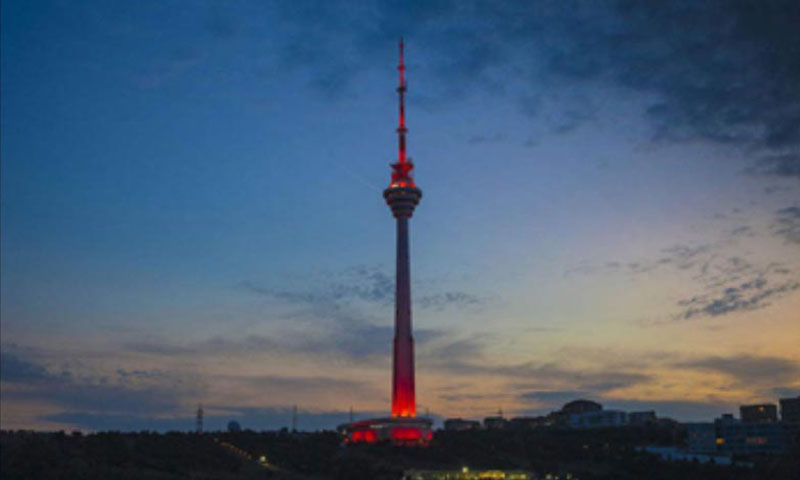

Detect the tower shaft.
[
  {"left": 392, "top": 217, "right": 415, "bottom": 417},
  {"left": 384, "top": 38, "right": 421, "bottom": 419}
]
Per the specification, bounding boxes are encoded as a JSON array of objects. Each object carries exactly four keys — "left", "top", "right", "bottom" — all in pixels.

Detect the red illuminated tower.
[
  {"left": 384, "top": 37, "right": 422, "bottom": 418},
  {"left": 337, "top": 39, "right": 431, "bottom": 445}
]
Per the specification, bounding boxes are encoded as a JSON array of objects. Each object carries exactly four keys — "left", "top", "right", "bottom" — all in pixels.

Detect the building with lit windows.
[
  {"left": 685, "top": 422, "right": 716, "bottom": 453},
  {"left": 483, "top": 416, "right": 510, "bottom": 430},
  {"left": 740, "top": 403, "right": 778, "bottom": 423},
  {"left": 509, "top": 416, "right": 548, "bottom": 430},
  {"left": 569, "top": 410, "right": 628, "bottom": 429},
  {"left": 628, "top": 411, "right": 657, "bottom": 426},
  {"left": 443, "top": 418, "right": 481, "bottom": 431},
  {"left": 714, "top": 413, "right": 787, "bottom": 455}
]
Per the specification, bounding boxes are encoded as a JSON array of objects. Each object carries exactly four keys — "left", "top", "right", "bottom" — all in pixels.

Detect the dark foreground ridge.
[{"left": 2, "top": 428, "right": 799, "bottom": 480}]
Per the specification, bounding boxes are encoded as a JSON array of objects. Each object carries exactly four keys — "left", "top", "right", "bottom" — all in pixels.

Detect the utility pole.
[{"left": 196, "top": 404, "right": 204, "bottom": 433}]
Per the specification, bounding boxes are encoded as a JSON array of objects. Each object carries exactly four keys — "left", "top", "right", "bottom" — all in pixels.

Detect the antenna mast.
[
  {"left": 196, "top": 404, "right": 204, "bottom": 433},
  {"left": 390, "top": 37, "right": 416, "bottom": 188}
]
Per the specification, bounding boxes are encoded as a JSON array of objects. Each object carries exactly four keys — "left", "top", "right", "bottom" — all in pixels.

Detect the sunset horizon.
[{"left": 2, "top": 0, "right": 799, "bottom": 435}]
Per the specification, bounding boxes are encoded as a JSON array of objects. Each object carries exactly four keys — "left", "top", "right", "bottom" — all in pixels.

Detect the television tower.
[
  {"left": 384, "top": 37, "right": 422, "bottom": 418},
  {"left": 336, "top": 39, "right": 432, "bottom": 445}
]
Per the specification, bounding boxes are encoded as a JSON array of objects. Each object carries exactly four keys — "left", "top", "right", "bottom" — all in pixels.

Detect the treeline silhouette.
[
  {"left": 2, "top": 427, "right": 798, "bottom": 480},
  {"left": 0, "top": 431, "right": 246, "bottom": 480}
]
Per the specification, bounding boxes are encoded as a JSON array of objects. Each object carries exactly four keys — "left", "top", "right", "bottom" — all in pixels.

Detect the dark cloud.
[
  {"left": 510, "top": 368, "right": 649, "bottom": 392},
  {"left": 240, "top": 265, "right": 483, "bottom": 311},
  {"left": 610, "top": 1, "right": 800, "bottom": 175},
  {"left": 128, "top": 325, "right": 444, "bottom": 363},
  {"left": 674, "top": 354, "right": 800, "bottom": 387},
  {"left": 269, "top": 0, "right": 800, "bottom": 174},
  {"left": 566, "top": 242, "right": 714, "bottom": 276},
  {"left": 729, "top": 225, "right": 755, "bottom": 238},
  {"left": 420, "top": 337, "right": 488, "bottom": 366},
  {"left": 1, "top": 353, "right": 196, "bottom": 416},
  {"left": 239, "top": 269, "right": 393, "bottom": 306},
  {"left": 438, "top": 392, "right": 510, "bottom": 403},
  {"left": 772, "top": 386, "right": 800, "bottom": 398},
  {"left": 423, "top": 339, "right": 650, "bottom": 394},
  {"left": 569, "top": 238, "right": 798, "bottom": 322},
  {"left": 417, "top": 292, "right": 482, "bottom": 310},
  {"left": 677, "top": 276, "right": 799, "bottom": 319},
  {"left": 773, "top": 205, "right": 800, "bottom": 244},
  {"left": 2, "top": 353, "right": 380, "bottom": 431},
  {"left": 217, "top": 374, "right": 373, "bottom": 399},
  {"left": 519, "top": 390, "right": 591, "bottom": 406},
  {"left": 1, "top": 352, "right": 53, "bottom": 383},
  {"left": 763, "top": 185, "right": 794, "bottom": 195}
]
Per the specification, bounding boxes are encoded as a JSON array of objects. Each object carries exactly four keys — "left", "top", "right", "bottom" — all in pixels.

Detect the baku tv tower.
[
  {"left": 384, "top": 36, "right": 422, "bottom": 419},
  {"left": 338, "top": 39, "right": 431, "bottom": 445}
]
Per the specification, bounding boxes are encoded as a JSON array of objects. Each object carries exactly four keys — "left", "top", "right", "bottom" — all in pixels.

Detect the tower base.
[{"left": 338, "top": 417, "right": 433, "bottom": 446}]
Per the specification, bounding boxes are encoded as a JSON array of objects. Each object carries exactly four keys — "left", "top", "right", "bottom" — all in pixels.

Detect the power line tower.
[
  {"left": 291, "top": 405, "right": 298, "bottom": 432},
  {"left": 196, "top": 404, "right": 204, "bottom": 434}
]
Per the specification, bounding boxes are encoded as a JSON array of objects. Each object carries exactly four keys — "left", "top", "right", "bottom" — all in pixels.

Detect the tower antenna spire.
[
  {"left": 391, "top": 37, "right": 415, "bottom": 188},
  {"left": 397, "top": 36, "right": 407, "bottom": 165}
]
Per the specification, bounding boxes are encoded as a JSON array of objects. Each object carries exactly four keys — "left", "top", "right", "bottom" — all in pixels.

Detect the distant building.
[
  {"left": 483, "top": 416, "right": 509, "bottom": 430},
  {"left": 779, "top": 396, "right": 800, "bottom": 423},
  {"left": 545, "top": 410, "right": 570, "bottom": 427},
  {"left": 740, "top": 404, "right": 778, "bottom": 423},
  {"left": 227, "top": 421, "right": 242, "bottom": 432},
  {"left": 629, "top": 411, "right": 657, "bottom": 426},
  {"left": 780, "top": 397, "right": 800, "bottom": 445},
  {"left": 570, "top": 410, "right": 627, "bottom": 429},
  {"left": 715, "top": 414, "right": 787, "bottom": 455},
  {"left": 509, "top": 416, "right": 547, "bottom": 430},
  {"left": 717, "top": 413, "right": 736, "bottom": 425},
  {"left": 561, "top": 399, "right": 602, "bottom": 415},
  {"left": 685, "top": 423, "right": 716, "bottom": 453},
  {"left": 443, "top": 418, "right": 481, "bottom": 431}
]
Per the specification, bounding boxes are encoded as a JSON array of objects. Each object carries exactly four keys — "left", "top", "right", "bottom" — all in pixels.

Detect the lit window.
[{"left": 746, "top": 436, "right": 768, "bottom": 445}]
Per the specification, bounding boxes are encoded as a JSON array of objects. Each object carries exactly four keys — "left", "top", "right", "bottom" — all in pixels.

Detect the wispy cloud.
[
  {"left": 773, "top": 206, "right": 800, "bottom": 244},
  {"left": 674, "top": 354, "right": 800, "bottom": 389},
  {"left": 1, "top": 352, "right": 198, "bottom": 417},
  {"left": 127, "top": 326, "right": 444, "bottom": 363},
  {"left": 569, "top": 236, "right": 798, "bottom": 322},
  {"left": 240, "top": 265, "right": 484, "bottom": 311},
  {"left": 677, "top": 277, "right": 799, "bottom": 320}
]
